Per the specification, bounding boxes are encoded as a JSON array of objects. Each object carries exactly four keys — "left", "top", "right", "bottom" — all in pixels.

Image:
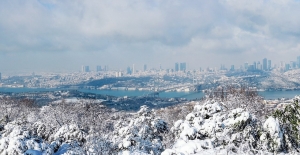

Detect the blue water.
[
  {"left": 258, "top": 90, "right": 300, "bottom": 100},
  {"left": 0, "top": 87, "right": 300, "bottom": 100}
]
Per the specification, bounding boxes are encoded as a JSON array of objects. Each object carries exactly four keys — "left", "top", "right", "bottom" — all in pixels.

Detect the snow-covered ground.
[{"left": 1, "top": 94, "right": 300, "bottom": 154}]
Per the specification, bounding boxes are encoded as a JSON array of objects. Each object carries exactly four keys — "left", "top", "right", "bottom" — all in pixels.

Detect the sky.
[{"left": 1, "top": 0, "right": 300, "bottom": 74}]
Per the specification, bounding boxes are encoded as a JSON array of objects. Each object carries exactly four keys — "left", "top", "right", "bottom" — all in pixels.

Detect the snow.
[
  {"left": 113, "top": 105, "right": 168, "bottom": 154},
  {"left": 163, "top": 100, "right": 261, "bottom": 154},
  {"left": 0, "top": 122, "right": 85, "bottom": 155},
  {"left": 0, "top": 122, "right": 53, "bottom": 155},
  {"left": 263, "top": 117, "right": 281, "bottom": 136},
  {"left": 260, "top": 116, "right": 283, "bottom": 151},
  {"left": 53, "top": 124, "right": 86, "bottom": 143}
]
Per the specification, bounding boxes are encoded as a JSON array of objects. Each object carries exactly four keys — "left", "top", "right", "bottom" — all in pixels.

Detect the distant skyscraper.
[
  {"left": 132, "top": 64, "right": 135, "bottom": 75},
  {"left": 96, "top": 65, "right": 102, "bottom": 72},
  {"left": 180, "top": 62, "right": 186, "bottom": 71},
  {"left": 280, "top": 61, "right": 285, "bottom": 71},
  {"left": 175, "top": 63, "right": 179, "bottom": 72},
  {"left": 244, "top": 62, "right": 248, "bottom": 70},
  {"left": 285, "top": 63, "right": 290, "bottom": 71},
  {"left": 268, "top": 60, "right": 271, "bottom": 70},
  {"left": 127, "top": 66, "right": 131, "bottom": 75},
  {"left": 83, "top": 66, "right": 90, "bottom": 72},
  {"left": 256, "top": 61, "right": 262, "bottom": 70},
  {"left": 291, "top": 61, "right": 297, "bottom": 69},
  {"left": 220, "top": 64, "right": 226, "bottom": 70},
  {"left": 263, "top": 58, "right": 267, "bottom": 71},
  {"left": 230, "top": 65, "right": 234, "bottom": 71},
  {"left": 0, "top": 72, "right": 1, "bottom": 80},
  {"left": 248, "top": 65, "right": 255, "bottom": 71},
  {"left": 81, "top": 66, "right": 89, "bottom": 72},
  {"left": 253, "top": 61, "right": 257, "bottom": 70},
  {"left": 144, "top": 64, "right": 147, "bottom": 71}
]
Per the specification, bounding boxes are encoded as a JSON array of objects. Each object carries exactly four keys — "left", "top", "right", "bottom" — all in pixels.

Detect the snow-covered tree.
[
  {"left": 113, "top": 105, "right": 168, "bottom": 154},
  {"left": 267, "top": 96, "right": 300, "bottom": 153},
  {"left": 0, "top": 122, "right": 86, "bottom": 155},
  {"left": 0, "top": 122, "right": 53, "bottom": 155},
  {"left": 208, "top": 86, "right": 268, "bottom": 118},
  {"left": 162, "top": 100, "right": 262, "bottom": 154}
]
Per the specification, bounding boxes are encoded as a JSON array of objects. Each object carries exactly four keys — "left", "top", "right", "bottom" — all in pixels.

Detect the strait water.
[{"left": 0, "top": 87, "right": 300, "bottom": 100}]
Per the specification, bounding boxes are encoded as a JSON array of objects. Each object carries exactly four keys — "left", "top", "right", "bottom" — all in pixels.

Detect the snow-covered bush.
[
  {"left": 0, "top": 122, "right": 86, "bottom": 155},
  {"left": 31, "top": 122, "right": 55, "bottom": 141},
  {"left": 155, "top": 102, "right": 196, "bottom": 148},
  {"left": 163, "top": 100, "right": 261, "bottom": 154},
  {"left": 259, "top": 116, "right": 283, "bottom": 152},
  {"left": 163, "top": 96, "right": 300, "bottom": 154},
  {"left": 113, "top": 105, "right": 168, "bottom": 154},
  {"left": 0, "top": 122, "right": 53, "bottom": 155},
  {"left": 51, "top": 124, "right": 86, "bottom": 144},
  {"left": 84, "top": 134, "right": 113, "bottom": 155},
  {"left": 0, "top": 98, "right": 38, "bottom": 125}
]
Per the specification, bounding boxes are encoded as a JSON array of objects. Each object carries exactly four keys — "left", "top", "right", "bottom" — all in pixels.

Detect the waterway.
[{"left": 0, "top": 87, "right": 300, "bottom": 100}]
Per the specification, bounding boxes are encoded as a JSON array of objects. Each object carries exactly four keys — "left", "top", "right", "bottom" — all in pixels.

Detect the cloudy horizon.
[{"left": 1, "top": 0, "right": 300, "bottom": 74}]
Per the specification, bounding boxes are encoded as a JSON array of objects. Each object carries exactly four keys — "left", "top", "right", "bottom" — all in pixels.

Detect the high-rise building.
[
  {"left": 127, "top": 66, "right": 131, "bottom": 75},
  {"left": 132, "top": 64, "right": 135, "bottom": 75},
  {"left": 253, "top": 61, "right": 257, "bottom": 70},
  {"left": 144, "top": 64, "right": 147, "bottom": 71},
  {"left": 220, "top": 64, "right": 226, "bottom": 70},
  {"left": 297, "top": 56, "right": 300, "bottom": 68},
  {"left": 103, "top": 65, "right": 108, "bottom": 71},
  {"left": 285, "top": 64, "right": 290, "bottom": 71},
  {"left": 291, "top": 61, "right": 297, "bottom": 69},
  {"left": 230, "top": 65, "right": 234, "bottom": 71},
  {"left": 96, "top": 65, "right": 102, "bottom": 72},
  {"left": 116, "top": 72, "right": 123, "bottom": 77},
  {"left": 257, "top": 61, "right": 261, "bottom": 70},
  {"left": 175, "top": 63, "right": 179, "bottom": 72},
  {"left": 248, "top": 65, "right": 255, "bottom": 71},
  {"left": 244, "top": 62, "right": 248, "bottom": 70},
  {"left": 0, "top": 72, "right": 1, "bottom": 80},
  {"left": 82, "top": 66, "right": 90, "bottom": 72},
  {"left": 263, "top": 58, "right": 267, "bottom": 71},
  {"left": 180, "top": 62, "right": 186, "bottom": 71},
  {"left": 268, "top": 60, "right": 271, "bottom": 70},
  {"left": 81, "top": 66, "right": 89, "bottom": 72}
]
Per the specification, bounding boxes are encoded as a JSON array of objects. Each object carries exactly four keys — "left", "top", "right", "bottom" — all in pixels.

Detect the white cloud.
[{"left": 0, "top": 0, "right": 300, "bottom": 72}]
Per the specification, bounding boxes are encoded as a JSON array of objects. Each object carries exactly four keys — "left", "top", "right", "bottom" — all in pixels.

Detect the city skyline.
[
  {"left": 1, "top": 55, "right": 299, "bottom": 75},
  {"left": 1, "top": 1, "right": 300, "bottom": 73},
  {"left": 77, "top": 56, "right": 300, "bottom": 73}
]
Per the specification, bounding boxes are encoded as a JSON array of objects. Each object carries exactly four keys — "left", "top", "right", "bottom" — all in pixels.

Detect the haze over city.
[{"left": 1, "top": 0, "right": 300, "bottom": 73}]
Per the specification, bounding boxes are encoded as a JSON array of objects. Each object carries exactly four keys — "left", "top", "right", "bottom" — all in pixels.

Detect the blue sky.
[{"left": 1, "top": 0, "right": 300, "bottom": 73}]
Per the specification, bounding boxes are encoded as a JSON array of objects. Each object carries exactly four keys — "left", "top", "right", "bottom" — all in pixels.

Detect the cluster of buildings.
[
  {"left": 78, "top": 56, "right": 300, "bottom": 79},
  {"left": 221, "top": 56, "right": 300, "bottom": 72},
  {"left": 175, "top": 62, "right": 187, "bottom": 72},
  {"left": 2, "top": 56, "right": 299, "bottom": 89},
  {"left": 241, "top": 58, "right": 272, "bottom": 72},
  {"left": 81, "top": 65, "right": 109, "bottom": 72}
]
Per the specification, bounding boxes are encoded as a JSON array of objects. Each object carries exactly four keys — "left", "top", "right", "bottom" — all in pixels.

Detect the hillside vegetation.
[{"left": 1, "top": 91, "right": 300, "bottom": 154}]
